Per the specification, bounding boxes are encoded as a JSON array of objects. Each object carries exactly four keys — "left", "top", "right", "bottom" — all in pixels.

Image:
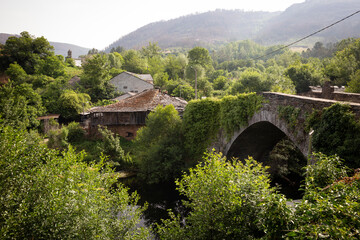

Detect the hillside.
[
  {"left": 0, "top": 33, "right": 90, "bottom": 58},
  {"left": 105, "top": 10, "right": 279, "bottom": 51},
  {"left": 107, "top": 0, "right": 360, "bottom": 50},
  {"left": 257, "top": 0, "right": 360, "bottom": 45}
]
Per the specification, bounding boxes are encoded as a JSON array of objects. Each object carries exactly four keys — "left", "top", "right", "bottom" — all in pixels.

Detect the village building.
[
  {"left": 88, "top": 89, "right": 187, "bottom": 140},
  {"left": 66, "top": 49, "right": 82, "bottom": 67},
  {"left": 110, "top": 71, "right": 154, "bottom": 94}
]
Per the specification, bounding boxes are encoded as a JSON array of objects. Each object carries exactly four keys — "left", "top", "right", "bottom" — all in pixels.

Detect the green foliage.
[
  {"left": 212, "top": 75, "right": 229, "bottom": 90},
  {"left": 133, "top": 105, "right": 184, "bottom": 184},
  {"left": 122, "top": 50, "right": 148, "bottom": 74},
  {"left": 304, "top": 153, "right": 348, "bottom": 190},
  {"left": 285, "top": 63, "right": 322, "bottom": 93},
  {"left": 182, "top": 98, "right": 221, "bottom": 159},
  {"left": 5, "top": 62, "right": 28, "bottom": 85},
  {"left": 156, "top": 151, "right": 292, "bottom": 239},
  {"left": 346, "top": 69, "right": 360, "bottom": 93},
  {"left": 58, "top": 89, "right": 91, "bottom": 120},
  {"left": 187, "top": 47, "right": 212, "bottom": 70},
  {"left": 0, "top": 31, "right": 54, "bottom": 74},
  {"left": 308, "top": 103, "right": 360, "bottom": 168},
  {"left": 325, "top": 38, "right": 360, "bottom": 86},
  {"left": 66, "top": 121, "right": 86, "bottom": 143},
  {"left": 35, "top": 55, "right": 66, "bottom": 78},
  {"left": 80, "top": 54, "right": 117, "bottom": 102},
  {"left": 278, "top": 105, "right": 300, "bottom": 131},
  {"left": 97, "top": 126, "right": 132, "bottom": 169},
  {"left": 0, "top": 124, "right": 150, "bottom": 239},
  {"left": 230, "top": 69, "right": 272, "bottom": 94},
  {"left": 288, "top": 153, "right": 359, "bottom": 239},
  {"left": 267, "top": 138, "right": 307, "bottom": 179},
  {"left": 220, "top": 93, "right": 264, "bottom": 137},
  {"left": 171, "top": 83, "right": 195, "bottom": 101},
  {"left": 0, "top": 82, "right": 45, "bottom": 129},
  {"left": 164, "top": 54, "right": 187, "bottom": 80}
]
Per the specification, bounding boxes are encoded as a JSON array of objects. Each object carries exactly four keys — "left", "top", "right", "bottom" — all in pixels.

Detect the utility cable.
[{"left": 254, "top": 10, "right": 360, "bottom": 60}]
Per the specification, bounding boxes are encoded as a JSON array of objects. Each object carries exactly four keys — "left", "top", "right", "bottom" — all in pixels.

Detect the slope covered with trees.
[{"left": 107, "top": 0, "right": 360, "bottom": 51}]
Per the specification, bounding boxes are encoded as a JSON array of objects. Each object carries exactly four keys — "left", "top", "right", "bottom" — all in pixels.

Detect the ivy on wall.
[
  {"left": 183, "top": 93, "right": 264, "bottom": 159},
  {"left": 182, "top": 98, "right": 221, "bottom": 159},
  {"left": 278, "top": 105, "right": 301, "bottom": 131},
  {"left": 220, "top": 93, "right": 264, "bottom": 137}
]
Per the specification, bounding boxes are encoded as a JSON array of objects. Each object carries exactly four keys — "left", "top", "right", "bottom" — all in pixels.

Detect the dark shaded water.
[{"left": 122, "top": 178, "right": 188, "bottom": 227}]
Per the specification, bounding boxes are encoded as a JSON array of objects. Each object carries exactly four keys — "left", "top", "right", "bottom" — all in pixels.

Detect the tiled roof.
[
  {"left": 90, "top": 89, "right": 187, "bottom": 113},
  {"left": 127, "top": 72, "right": 154, "bottom": 84}
]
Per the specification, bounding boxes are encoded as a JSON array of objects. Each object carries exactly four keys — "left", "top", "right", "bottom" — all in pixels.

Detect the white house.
[{"left": 110, "top": 71, "right": 154, "bottom": 94}]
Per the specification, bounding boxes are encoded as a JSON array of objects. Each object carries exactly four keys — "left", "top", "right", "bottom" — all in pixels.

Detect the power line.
[{"left": 254, "top": 10, "right": 360, "bottom": 60}]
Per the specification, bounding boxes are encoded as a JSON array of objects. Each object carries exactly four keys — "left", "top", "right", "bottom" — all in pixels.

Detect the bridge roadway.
[{"left": 213, "top": 92, "right": 360, "bottom": 161}]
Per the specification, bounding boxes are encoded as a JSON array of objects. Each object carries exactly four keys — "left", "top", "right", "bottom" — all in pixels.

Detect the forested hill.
[
  {"left": 106, "top": 0, "right": 360, "bottom": 51},
  {"left": 0, "top": 33, "right": 90, "bottom": 58},
  {"left": 257, "top": 0, "right": 360, "bottom": 45},
  {"left": 105, "top": 10, "right": 279, "bottom": 51}
]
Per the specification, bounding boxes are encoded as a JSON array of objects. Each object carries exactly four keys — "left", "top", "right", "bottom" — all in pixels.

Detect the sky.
[{"left": 0, "top": 0, "right": 305, "bottom": 50}]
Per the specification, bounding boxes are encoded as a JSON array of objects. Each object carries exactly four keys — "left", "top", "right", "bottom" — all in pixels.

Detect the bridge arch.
[{"left": 222, "top": 107, "right": 309, "bottom": 161}]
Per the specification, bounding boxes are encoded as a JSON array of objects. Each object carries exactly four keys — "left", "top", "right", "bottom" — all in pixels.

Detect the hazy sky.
[{"left": 0, "top": 0, "right": 305, "bottom": 49}]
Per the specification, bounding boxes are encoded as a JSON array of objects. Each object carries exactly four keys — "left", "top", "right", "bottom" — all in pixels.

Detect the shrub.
[
  {"left": 156, "top": 151, "right": 292, "bottom": 239},
  {"left": 0, "top": 124, "right": 151, "bottom": 239}
]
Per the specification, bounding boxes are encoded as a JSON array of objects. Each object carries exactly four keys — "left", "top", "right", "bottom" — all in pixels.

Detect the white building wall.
[{"left": 110, "top": 72, "right": 154, "bottom": 93}]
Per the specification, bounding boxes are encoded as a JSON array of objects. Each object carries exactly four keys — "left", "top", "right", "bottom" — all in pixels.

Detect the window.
[
  {"left": 123, "top": 86, "right": 128, "bottom": 89},
  {"left": 126, "top": 132, "right": 134, "bottom": 137}
]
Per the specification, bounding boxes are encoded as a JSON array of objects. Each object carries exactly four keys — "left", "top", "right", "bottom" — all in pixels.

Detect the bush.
[
  {"left": 156, "top": 151, "right": 292, "bottom": 239},
  {"left": 133, "top": 105, "right": 184, "bottom": 184},
  {"left": 288, "top": 153, "right": 359, "bottom": 239},
  {"left": 66, "top": 121, "right": 85, "bottom": 143},
  {"left": 0, "top": 125, "right": 151, "bottom": 239},
  {"left": 97, "top": 126, "right": 132, "bottom": 169}
]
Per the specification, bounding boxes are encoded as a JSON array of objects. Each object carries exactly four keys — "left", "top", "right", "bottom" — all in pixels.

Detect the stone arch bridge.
[{"left": 213, "top": 92, "right": 360, "bottom": 161}]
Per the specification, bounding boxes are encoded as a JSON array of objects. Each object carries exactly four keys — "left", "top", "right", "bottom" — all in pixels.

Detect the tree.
[
  {"left": 288, "top": 153, "right": 359, "bottom": 239},
  {"left": 285, "top": 63, "right": 322, "bottom": 93},
  {"left": 133, "top": 105, "right": 184, "bottom": 184},
  {"left": 58, "top": 89, "right": 91, "bottom": 120},
  {"left": 0, "top": 124, "right": 151, "bottom": 239},
  {"left": 307, "top": 103, "right": 360, "bottom": 168},
  {"left": 187, "top": 47, "right": 213, "bottom": 70},
  {"left": 156, "top": 151, "right": 291, "bottom": 239},
  {"left": 164, "top": 54, "right": 187, "bottom": 80},
  {"left": 140, "top": 42, "right": 161, "bottom": 58},
  {"left": 122, "top": 50, "right": 147, "bottom": 73},
  {"left": 5, "top": 62, "right": 28, "bottom": 85},
  {"left": 325, "top": 38, "right": 360, "bottom": 86},
  {"left": 35, "top": 55, "right": 66, "bottom": 78},
  {"left": 0, "top": 31, "right": 54, "bottom": 74},
  {"left": 230, "top": 69, "right": 271, "bottom": 94},
  {"left": 80, "top": 54, "right": 116, "bottom": 102},
  {"left": 0, "top": 82, "right": 45, "bottom": 129}
]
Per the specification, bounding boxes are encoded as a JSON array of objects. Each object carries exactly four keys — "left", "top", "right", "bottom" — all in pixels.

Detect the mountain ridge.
[{"left": 107, "top": 0, "right": 360, "bottom": 51}]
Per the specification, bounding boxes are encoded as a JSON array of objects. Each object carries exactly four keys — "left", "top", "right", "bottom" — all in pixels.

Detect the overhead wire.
[{"left": 253, "top": 10, "right": 360, "bottom": 60}]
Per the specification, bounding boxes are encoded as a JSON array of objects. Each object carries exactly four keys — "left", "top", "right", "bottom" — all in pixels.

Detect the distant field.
[{"left": 290, "top": 46, "right": 309, "bottom": 53}]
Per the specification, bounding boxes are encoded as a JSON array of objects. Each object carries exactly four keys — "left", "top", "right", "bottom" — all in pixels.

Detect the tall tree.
[{"left": 0, "top": 31, "right": 54, "bottom": 74}]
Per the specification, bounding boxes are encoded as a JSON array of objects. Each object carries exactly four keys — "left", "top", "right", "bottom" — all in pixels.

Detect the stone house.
[
  {"left": 88, "top": 89, "right": 187, "bottom": 140},
  {"left": 110, "top": 71, "right": 154, "bottom": 94}
]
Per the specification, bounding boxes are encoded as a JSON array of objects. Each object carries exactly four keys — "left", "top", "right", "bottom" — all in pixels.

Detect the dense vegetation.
[
  {"left": 156, "top": 151, "right": 360, "bottom": 239},
  {"left": 1, "top": 31, "right": 360, "bottom": 238}
]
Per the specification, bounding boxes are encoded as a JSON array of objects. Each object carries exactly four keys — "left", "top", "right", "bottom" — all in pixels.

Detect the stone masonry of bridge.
[{"left": 213, "top": 92, "right": 360, "bottom": 161}]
